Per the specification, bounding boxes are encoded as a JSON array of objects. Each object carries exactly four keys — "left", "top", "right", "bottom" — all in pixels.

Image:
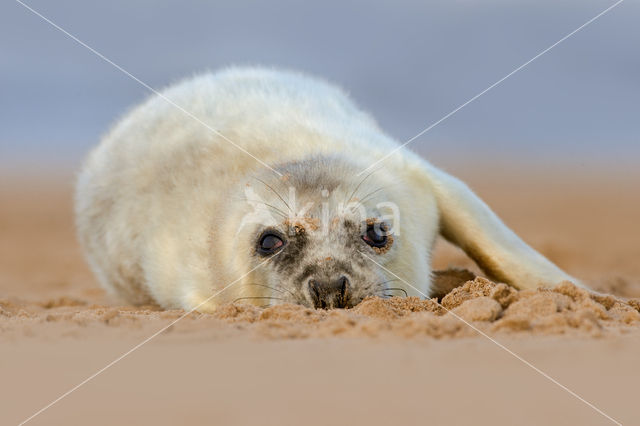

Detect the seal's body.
[{"left": 76, "top": 67, "right": 580, "bottom": 311}]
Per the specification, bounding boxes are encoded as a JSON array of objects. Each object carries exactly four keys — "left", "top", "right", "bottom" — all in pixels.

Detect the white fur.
[{"left": 76, "top": 67, "right": 581, "bottom": 311}]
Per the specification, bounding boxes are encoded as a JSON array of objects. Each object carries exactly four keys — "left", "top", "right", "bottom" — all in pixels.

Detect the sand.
[
  {"left": 1, "top": 168, "right": 639, "bottom": 425},
  {"left": 3, "top": 274, "right": 638, "bottom": 342}
]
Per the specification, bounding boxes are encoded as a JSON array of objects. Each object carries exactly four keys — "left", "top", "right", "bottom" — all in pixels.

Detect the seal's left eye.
[{"left": 258, "top": 233, "right": 284, "bottom": 255}]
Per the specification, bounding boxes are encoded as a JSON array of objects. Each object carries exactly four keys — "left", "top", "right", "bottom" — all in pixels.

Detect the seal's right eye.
[
  {"left": 362, "top": 223, "right": 388, "bottom": 248},
  {"left": 257, "top": 232, "right": 285, "bottom": 255}
]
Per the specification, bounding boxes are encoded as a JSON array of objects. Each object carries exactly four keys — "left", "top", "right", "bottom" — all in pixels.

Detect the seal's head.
[{"left": 225, "top": 156, "right": 412, "bottom": 309}]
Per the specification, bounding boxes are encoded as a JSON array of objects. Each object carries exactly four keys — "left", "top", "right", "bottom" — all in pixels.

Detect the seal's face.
[
  {"left": 234, "top": 157, "right": 405, "bottom": 309},
  {"left": 251, "top": 215, "right": 395, "bottom": 308}
]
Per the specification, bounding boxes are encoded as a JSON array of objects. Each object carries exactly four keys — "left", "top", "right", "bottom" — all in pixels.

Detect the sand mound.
[
  {"left": 2, "top": 270, "right": 638, "bottom": 340},
  {"left": 210, "top": 273, "right": 639, "bottom": 339}
]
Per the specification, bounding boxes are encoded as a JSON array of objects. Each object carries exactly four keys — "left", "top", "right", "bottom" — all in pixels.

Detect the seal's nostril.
[
  {"left": 309, "top": 279, "right": 320, "bottom": 300},
  {"left": 308, "top": 276, "right": 350, "bottom": 309},
  {"left": 338, "top": 276, "right": 349, "bottom": 299}
]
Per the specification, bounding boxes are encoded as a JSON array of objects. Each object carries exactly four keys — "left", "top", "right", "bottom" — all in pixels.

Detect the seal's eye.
[
  {"left": 362, "top": 223, "right": 388, "bottom": 248},
  {"left": 257, "top": 232, "right": 285, "bottom": 255}
]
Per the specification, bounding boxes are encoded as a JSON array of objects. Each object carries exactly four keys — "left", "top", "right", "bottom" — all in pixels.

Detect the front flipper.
[{"left": 415, "top": 161, "right": 584, "bottom": 290}]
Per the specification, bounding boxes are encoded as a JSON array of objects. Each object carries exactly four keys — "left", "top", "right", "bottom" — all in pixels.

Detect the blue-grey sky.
[{"left": 1, "top": 0, "right": 638, "bottom": 172}]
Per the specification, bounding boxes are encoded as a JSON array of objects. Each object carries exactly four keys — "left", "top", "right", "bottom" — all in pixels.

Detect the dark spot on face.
[
  {"left": 343, "top": 219, "right": 360, "bottom": 233},
  {"left": 271, "top": 228, "right": 309, "bottom": 273},
  {"left": 341, "top": 219, "right": 364, "bottom": 252}
]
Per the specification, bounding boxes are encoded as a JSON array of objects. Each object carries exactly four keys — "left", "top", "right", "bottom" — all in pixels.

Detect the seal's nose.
[{"left": 309, "top": 276, "right": 350, "bottom": 309}]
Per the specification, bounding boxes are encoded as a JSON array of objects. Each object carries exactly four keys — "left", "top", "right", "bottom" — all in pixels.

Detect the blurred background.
[
  {"left": 1, "top": 0, "right": 639, "bottom": 295},
  {"left": 1, "top": 0, "right": 638, "bottom": 175},
  {"left": 2, "top": 4, "right": 639, "bottom": 424}
]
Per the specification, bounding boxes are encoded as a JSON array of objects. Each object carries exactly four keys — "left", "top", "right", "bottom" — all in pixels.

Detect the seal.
[{"left": 75, "top": 67, "right": 582, "bottom": 311}]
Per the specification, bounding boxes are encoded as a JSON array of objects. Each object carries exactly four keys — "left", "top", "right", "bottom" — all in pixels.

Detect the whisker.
[
  {"left": 374, "top": 279, "right": 400, "bottom": 288},
  {"left": 385, "top": 287, "right": 408, "bottom": 297},
  {"left": 361, "top": 279, "right": 400, "bottom": 293},
  {"left": 233, "top": 296, "right": 284, "bottom": 303},
  {"left": 244, "top": 283, "right": 294, "bottom": 296},
  {"left": 228, "top": 195, "right": 290, "bottom": 219},
  {"left": 345, "top": 167, "right": 379, "bottom": 206},
  {"left": 248, "top": 200, "right": 289, "bottom": 218},
  {"left": 253, "top": 176, "right": 292, "bottom": 213},
  {"left": 352, "top": 181, "right": 402, "bottom": 210},
  {"left": 353, "top": 187, "right": 385, "bottom": 208}
]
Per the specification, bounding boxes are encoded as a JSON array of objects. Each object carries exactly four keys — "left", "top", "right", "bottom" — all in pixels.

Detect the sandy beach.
[{"left": 1, "top": 166, "right": 638, "bottom": 425}]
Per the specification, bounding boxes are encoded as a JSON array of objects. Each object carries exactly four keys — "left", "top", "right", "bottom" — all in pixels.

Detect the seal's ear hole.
[{"left": 256, "top": 230, "right": 286, "bottom": 256}]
